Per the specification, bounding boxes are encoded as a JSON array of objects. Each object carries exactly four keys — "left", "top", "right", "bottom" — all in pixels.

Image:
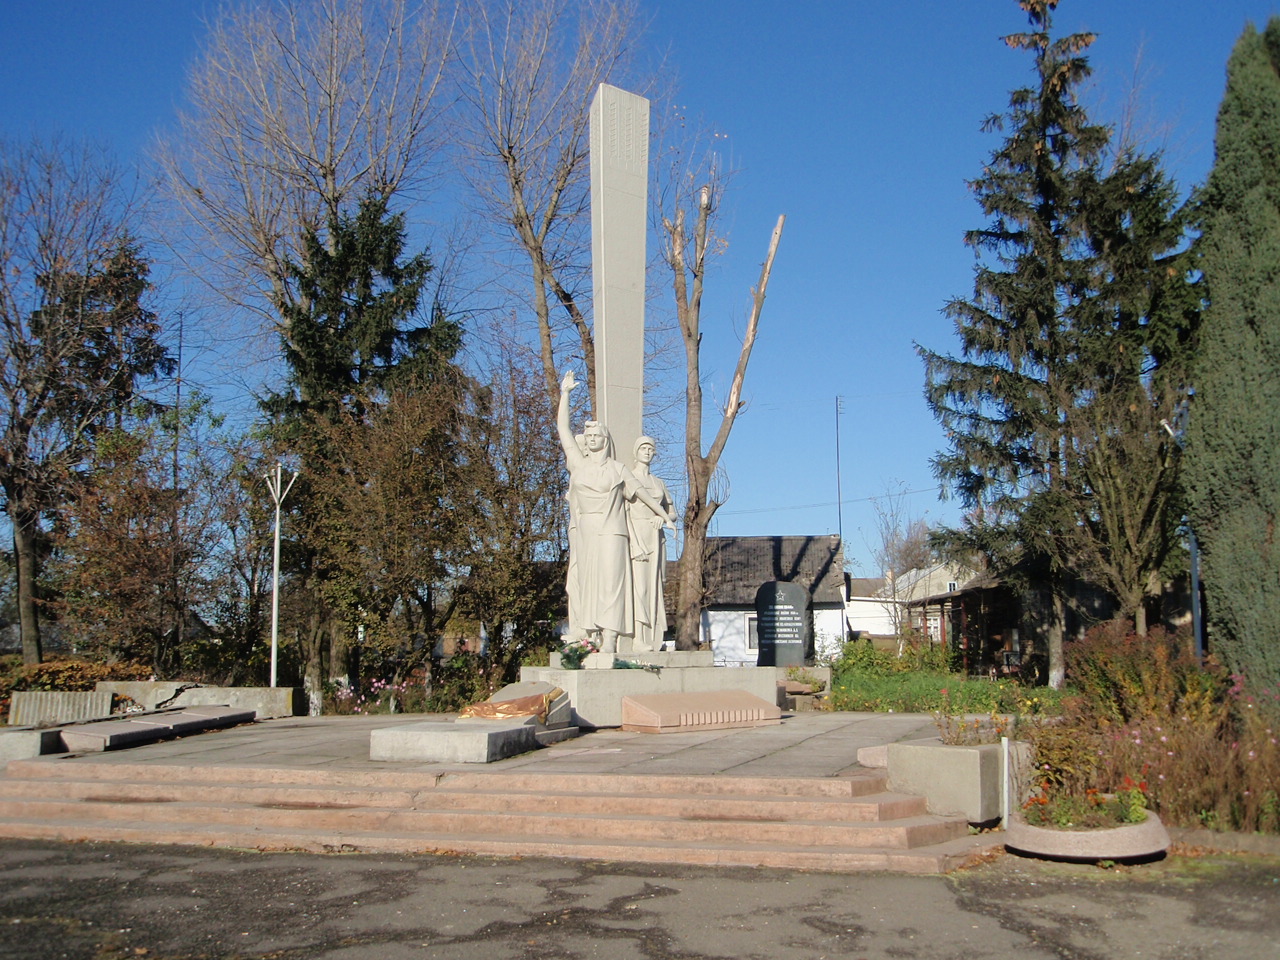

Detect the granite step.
[
  {"left": 0, "top": 796, "right": 964, "bottom": 848},
  {"left": 0, "top": 773, "right": 926, "bottom": 822},
  {"left": 5, "top": 759, "right": 891, "bottom": 799},
  {"left": 0, "top": 757, "right": 992, "bottom": 873},
  {"left": 0, "top": 815, "right": 992, "bottom": 874}
]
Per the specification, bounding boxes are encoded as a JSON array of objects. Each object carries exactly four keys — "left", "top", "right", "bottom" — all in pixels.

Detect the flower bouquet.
[{"left": 560, "top": 637, "right": 599, "bottom": 670}]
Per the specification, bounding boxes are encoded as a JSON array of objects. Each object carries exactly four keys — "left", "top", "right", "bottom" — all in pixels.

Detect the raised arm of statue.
[{"left": 556, "top": 370, "right": 582, "bottom": 468}]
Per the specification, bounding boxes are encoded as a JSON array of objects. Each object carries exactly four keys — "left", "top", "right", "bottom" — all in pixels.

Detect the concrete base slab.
[
  {"left": 370, "top": 721, "right": 537, "bottom": 763},
  {"left": 621, "top": 690, "right": 782, "bottom": 733},
  {"left": 534, "top": 726, "right": 581, "bottom": 746}
]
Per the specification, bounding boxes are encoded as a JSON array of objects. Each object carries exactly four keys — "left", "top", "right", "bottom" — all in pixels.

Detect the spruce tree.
[
  {"left": 261, "top": 195, "right": 464, "bottom": 708},
  {"left": 1185, "top": 19, "right": 1280, "bottom": 693},
  {"left": 919, "top": 0, "right": 1107, "bottom": 686},
  {"left": 920, "top": 0, "right": 1195, "bottom": 683},
  {"left": 267, "top": 195, "right": 461, "bottom": 425}
]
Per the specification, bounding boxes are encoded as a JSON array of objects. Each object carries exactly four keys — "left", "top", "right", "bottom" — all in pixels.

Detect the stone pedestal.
[
  {"left": 520, "top": 663, "right": 779, "bottom": 728},
  {"left": 370, "top": 719, "right": 538, "bottom": 764}
]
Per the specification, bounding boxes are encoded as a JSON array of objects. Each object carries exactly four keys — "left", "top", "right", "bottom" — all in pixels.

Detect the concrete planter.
[
  {"left": 1005, "top": 811, "right": 1170, "bottom": 861},
  {"left": 885, "top": 737, "right": 1031, "bottom": 824}
]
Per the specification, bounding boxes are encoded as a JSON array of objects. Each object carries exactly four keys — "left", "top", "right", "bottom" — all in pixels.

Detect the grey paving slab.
[{"left": 10, "top": 711, "right": 945, "bottom": 782}]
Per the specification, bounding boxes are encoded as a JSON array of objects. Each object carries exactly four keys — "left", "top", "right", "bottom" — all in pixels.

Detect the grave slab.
[
  {"left": 58, "top": 707, "right": 256, "bottom": 753},
  {"left": 620, "top": 690, "right": 782, "bottom": 733}
]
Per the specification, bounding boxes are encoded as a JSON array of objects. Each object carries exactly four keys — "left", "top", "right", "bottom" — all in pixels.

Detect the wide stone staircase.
[{"left": 0, "top": 759, "right": 993, "bottom": 873}]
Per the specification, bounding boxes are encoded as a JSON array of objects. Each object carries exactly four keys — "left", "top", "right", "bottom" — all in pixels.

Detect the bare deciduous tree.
[
  {"left": 868, "top": 483, "right": 933, "bottom": 654},
  {"left": 456, "top": 0, "right": 640, "bottom": 411},
  {"left": 157, "top": 0, "right": 453, "bottom": 343},
  {"left": 661, "top": 163, "right": 784, "bottom": 648}
]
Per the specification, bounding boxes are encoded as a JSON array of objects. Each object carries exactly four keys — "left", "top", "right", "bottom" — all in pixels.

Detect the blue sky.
[{"left": 2, "top": 1, "right": 1274, "bottom": 573}]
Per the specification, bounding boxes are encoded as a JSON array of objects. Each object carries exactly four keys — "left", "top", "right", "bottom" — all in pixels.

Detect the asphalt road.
[{"left": 2, "top": 839, "right": 1279, "bottom": 960}]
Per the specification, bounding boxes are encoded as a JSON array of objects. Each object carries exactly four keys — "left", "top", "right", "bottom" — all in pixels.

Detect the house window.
[
  {"left": 746, "top": 614, "right": 759, "bottom": 650},
  {"left": 947, "top": 581, "right": 958, "bottom": 593}
]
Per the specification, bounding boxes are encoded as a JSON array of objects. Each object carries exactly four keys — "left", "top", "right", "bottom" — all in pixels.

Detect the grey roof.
[{"left": 700, "top": 535, "right": 846, "bottom": 607}]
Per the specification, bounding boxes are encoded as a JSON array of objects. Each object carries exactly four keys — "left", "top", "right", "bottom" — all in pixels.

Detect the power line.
[{"left": 717, "top": 487, "right": 937, "bottom": 517}]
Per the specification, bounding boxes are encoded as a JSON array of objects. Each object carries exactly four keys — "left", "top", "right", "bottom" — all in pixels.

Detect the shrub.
[
  {"left": 422, "top": 653, "right": 489, "bottom": 713},
  {"left": 1020, "top": 625, "right": 1280, "bottom": 834},
  {"left": 325, "top": 672, "right": 432, "bottom": 715},
  {"left": 1066, "top": 621, "right": 1223, "bottom": 725},
  {"left": 829, "top": 667, "right": 1066, "bottom": 716}
]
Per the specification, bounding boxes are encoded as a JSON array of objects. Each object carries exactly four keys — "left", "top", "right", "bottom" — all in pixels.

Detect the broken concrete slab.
[{"left": 95, "top": 682, "right": 298, "bottom": 718}]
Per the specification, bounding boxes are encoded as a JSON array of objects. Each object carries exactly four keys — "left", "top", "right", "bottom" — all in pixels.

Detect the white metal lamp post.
[{"left": 265, "top": 463, "right": 298, "bottom": 688}]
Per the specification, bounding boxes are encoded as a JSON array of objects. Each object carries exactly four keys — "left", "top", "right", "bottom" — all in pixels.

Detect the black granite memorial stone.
[{"left": 754, "top": 580, "right": 812, "bottom": 667}]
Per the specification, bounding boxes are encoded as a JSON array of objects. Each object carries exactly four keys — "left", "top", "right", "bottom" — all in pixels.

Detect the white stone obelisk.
[{"left": 589, "top": 83, "right": 649, "bottom": 461}]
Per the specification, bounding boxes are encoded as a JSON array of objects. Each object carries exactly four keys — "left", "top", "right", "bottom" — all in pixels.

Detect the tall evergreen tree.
[
  {"left": 919, "top": 0, "right": 1195, "bottom": 684},
  {"left": 263, "top": 195, "right": 464, "bottom": 711},
  {"left": 1185, "top": 18, "right": 1280, "bottom": 693},
  {"left": 919, "top": 0, "right": 1107, "bottom": 686},
  {"left": 267, "top": 195, "right": 460, "bottom": 424}
]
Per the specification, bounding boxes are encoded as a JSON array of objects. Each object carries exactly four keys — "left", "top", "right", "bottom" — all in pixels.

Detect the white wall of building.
[
  {"left": 706, "top": 607, "right": 847, "bottom": 665},
  {"left": 845, "top": 595, "right": 896, "bottom": 637}
]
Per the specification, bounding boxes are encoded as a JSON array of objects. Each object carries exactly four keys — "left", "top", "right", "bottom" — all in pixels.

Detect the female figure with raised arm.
[{"left": 557, "top": 371, "right": 671, "bottom": 653}]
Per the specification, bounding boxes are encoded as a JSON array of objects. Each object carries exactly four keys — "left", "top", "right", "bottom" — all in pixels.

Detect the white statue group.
[{"left": 557, "top": 370, "right": 676, "bottom": 654}]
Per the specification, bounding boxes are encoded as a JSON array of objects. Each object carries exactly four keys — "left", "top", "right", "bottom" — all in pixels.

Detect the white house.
[
  {"left": 845, "top": 563, "right": 981, "bottom": 649},
  {"left": 845, "top": 576, "right": 894, "bottom": 638}
]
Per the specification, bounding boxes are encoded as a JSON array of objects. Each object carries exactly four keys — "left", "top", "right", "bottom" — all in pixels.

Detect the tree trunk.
[
  {"left": 329, "top": 625, "right": 354, "bottom": 692},
  {"left": 666, "top": 204, "right": 784, "bottom": 654},
  {"left": 1134, "top": 600, "right": 1149, "bottom": 637},
  {"left": 10, "top": 502, "right": 43, "bottom": 665},
  {"left": 301, "top": 614, "right": 327, "bottom": 717},
  {"left": 676, "top": 508, "right": 711, "bottom": 649},
  {"left": 1048, "top": 592, "right": 1066, "bottom": 689}
]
